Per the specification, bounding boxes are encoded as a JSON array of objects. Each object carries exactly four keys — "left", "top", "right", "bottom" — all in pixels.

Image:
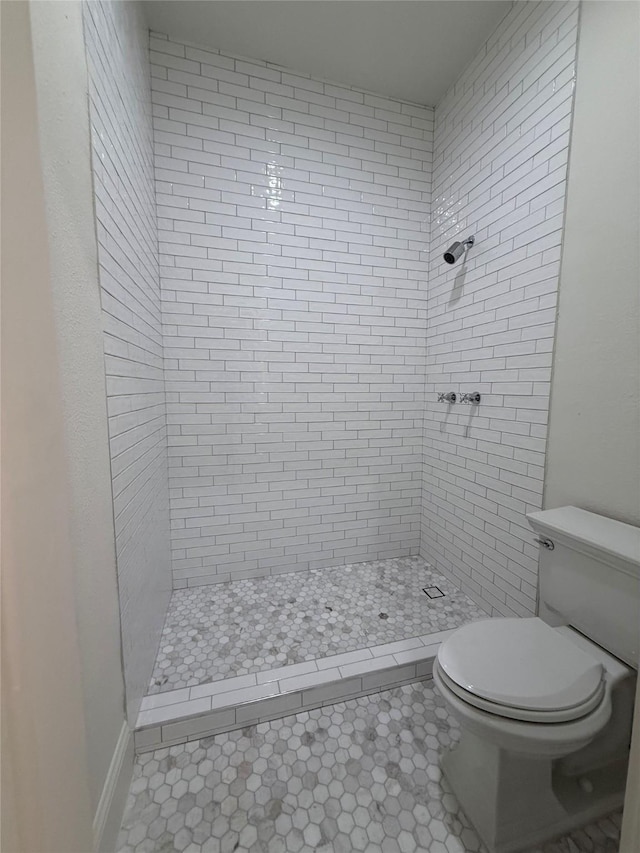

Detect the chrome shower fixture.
[
  {"left": 460, "top": 391, "right": 481, "bottom": 404},
  {"left": 443, "top": 235, "right": 475, "bottom": 265}
]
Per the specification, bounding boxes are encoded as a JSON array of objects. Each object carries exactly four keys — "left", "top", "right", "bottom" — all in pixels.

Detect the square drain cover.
[{"left": 423, "top": 586, "right": 445, "bottom": 599}]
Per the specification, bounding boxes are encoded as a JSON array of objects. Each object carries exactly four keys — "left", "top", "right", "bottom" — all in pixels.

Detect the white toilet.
[{"left": 433, "top": 506, "right": 639, "bottom": 853}]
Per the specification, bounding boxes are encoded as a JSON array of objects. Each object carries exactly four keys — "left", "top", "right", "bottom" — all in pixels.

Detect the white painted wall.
[
  {"left": 546, "top": 6, "right": 640, "bottom": 838},
  {"left": 545, "top": 0, "right": 640, "bottom": 527},
  {"left": 150, "top": 36, "right": 433, "bottom": 587},
  {"left": 550, "top": 9, "right": 640, "bottom": 847},
  {"left": 1, "top": 2, "right": 94, "bottom": 847},
  {"left": 84, "top": 1, "right": 173, "bottom": 717},
  {"left": 29, "top": 3, "right": 129, "bottom": 830}
]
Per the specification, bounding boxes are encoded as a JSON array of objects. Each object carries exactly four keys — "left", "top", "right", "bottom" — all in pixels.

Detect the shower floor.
[{"left": 148, "top": 557, "right": 487, "bottom": 695}]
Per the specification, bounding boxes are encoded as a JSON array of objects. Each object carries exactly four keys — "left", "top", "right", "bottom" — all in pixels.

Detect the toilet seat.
[
  {"left": 437, "top": 617, "right": 605, "bottom": 723},
  {"left": 435, "top": 659, "right": 605, "bottom": 723}
]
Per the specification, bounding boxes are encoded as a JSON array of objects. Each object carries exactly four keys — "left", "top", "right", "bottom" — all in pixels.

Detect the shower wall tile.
[
  {"left": 150, "top": 37, "right": 433, "bottom": 586},
  {"left": 84, "top": 1, "right": 172, "bottom": 721},
  {"left": 421, "top": 1, "right": 579, "bottom": 616}
]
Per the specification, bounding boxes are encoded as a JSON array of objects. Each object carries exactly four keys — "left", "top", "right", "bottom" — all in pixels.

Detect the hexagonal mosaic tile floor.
[
  {"left": 149, "top": 557, "right": 487, "bottom": 694},
  {"left": 118, "top": 681, "right": 622, "bottom": 853}
]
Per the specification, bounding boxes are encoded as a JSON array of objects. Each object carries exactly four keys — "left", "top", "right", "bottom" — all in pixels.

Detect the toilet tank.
[{"left": 527, "top": 507, "right": 640, "bottom": 669}]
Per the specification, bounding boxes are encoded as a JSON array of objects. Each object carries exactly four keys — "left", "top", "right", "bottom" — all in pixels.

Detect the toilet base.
[{"left": 441, "top": 728, "right": 627, "bottom": 853}]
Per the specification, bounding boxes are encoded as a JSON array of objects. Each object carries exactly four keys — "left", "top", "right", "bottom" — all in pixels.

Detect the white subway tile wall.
[
  {"left": 84, "top": 2, "right": 172, "bottom": 720},
  {"left": 421, "top": 1, "right": 579, "bottom": 615},
  {"left": 150, "top": 36, "right": 433, "bottom": 586}
]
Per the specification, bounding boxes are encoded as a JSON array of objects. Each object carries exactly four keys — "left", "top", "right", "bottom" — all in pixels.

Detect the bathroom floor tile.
[
  {"left": 118, "top": 681, "right": 622, "bottom": 853},
  {"left": 148, "top": 556, "right": 487, "bottom": 694}
]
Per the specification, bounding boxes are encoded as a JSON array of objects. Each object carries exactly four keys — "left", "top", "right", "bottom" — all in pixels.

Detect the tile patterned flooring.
[
  {"left": 149, "top": 558, "right": 487, "bottom": 694},
  {"left": 118, "top": 681, "right": 622, "bottom": 853}
]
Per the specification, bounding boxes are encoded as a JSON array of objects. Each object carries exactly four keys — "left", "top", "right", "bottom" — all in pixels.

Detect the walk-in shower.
[{"left": 82, "top": 0, "right": 583, "bottom": 763}]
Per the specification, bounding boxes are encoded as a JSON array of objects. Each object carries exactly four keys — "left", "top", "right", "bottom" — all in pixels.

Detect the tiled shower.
[
  {"left": 424, "top": 1, "right": 577, "bottom": 616},
  {"left": 84, "top": 0, "right": 172, "bottom": 722},
  {"left": 84, "top": 0, "right": 579, "bottom": 739},
  {"left": 153, "top": 38, "right": 431, "bottom": 589}
]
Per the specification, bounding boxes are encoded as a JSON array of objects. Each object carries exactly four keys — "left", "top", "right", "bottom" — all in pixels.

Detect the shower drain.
[{"left": 423, "top": 586, "right": 445, "bottom": 599}]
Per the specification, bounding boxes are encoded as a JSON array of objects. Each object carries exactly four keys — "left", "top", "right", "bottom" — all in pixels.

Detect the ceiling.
[{"left": 143, "top": 1, "right": 512, "bottom": 107}]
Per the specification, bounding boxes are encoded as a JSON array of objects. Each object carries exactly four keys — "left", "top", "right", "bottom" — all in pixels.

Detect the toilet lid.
[{"left": 438, "top": 618, "right": 604, "bottom": 714}]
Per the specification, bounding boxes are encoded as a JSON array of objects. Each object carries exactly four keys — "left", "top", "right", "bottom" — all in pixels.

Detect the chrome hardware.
[
  {"left": 534, "top": 537, "right": 555, "bottom": 550},
  {"left": 461, "top": 392, "right": 481, "bottom": 404},
  {"left": 444, "top": 235, "right": 475, "bottom": 265},
  {"left": 437, "top": 392, "right": 457, "bottom": 403}
]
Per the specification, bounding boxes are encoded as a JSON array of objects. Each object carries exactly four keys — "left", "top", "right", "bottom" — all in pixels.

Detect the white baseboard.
[{"left": 93, "top": 721, "right": 133, "bottom": 853}]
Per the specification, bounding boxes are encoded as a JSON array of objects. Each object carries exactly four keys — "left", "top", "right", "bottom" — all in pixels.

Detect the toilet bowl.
[
  {"left": 434, "top": 617, "right": 634, "bottom": 755},
  {"left": 431, "top": 506, "right": 640, "bottom": 853},
  {"left": 433, "top": 617, "right": 634, "bottom": 853},
  {"left": 434, "top": 617, "right": 625, "bottom": 757}
]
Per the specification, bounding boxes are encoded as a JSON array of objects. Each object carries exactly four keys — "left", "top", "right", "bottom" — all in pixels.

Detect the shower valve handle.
[{"left": 438, "top": 392, "right": 457, "bottom": 403}]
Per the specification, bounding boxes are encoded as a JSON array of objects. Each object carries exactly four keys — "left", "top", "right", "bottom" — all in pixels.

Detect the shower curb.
[{"left": 134, "top": 628, "right": 458, "bottom": 752}]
